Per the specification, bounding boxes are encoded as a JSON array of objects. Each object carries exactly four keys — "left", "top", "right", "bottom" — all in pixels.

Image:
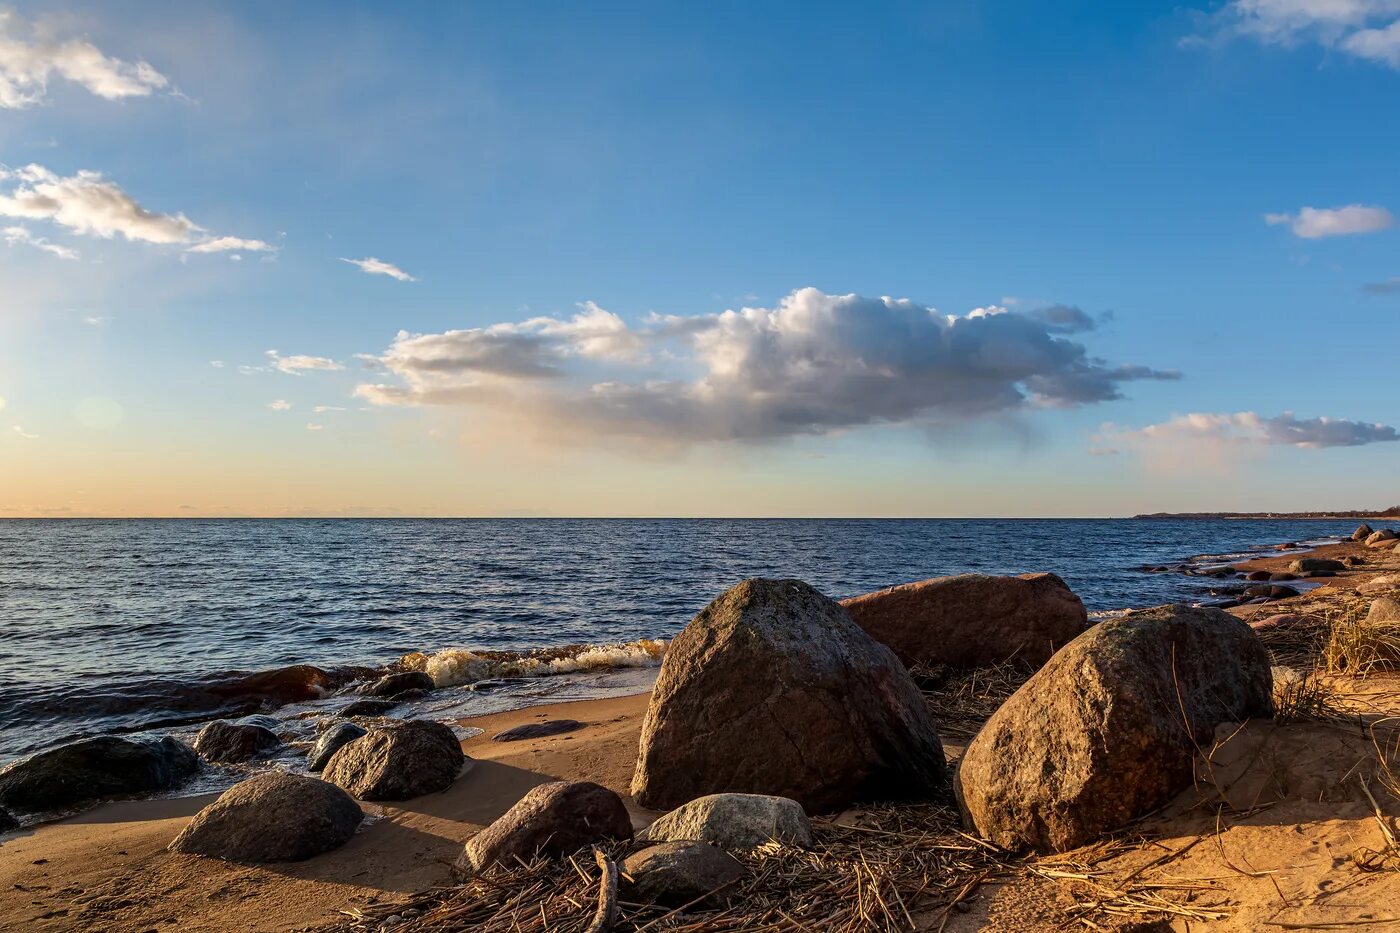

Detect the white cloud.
[
  {"left": 209, "top": 360, "right": 225, "bottom": 368},
  {"left": 82, "top": 315, "right": 110, "bottom": 325},
  {"left": 2, "top": 223, "right": 77, "bottom": 259},
  {"left": 267, "top": 399, "right": 292, "bottom": 411},
  {"left": 1265, "top": 204, "right": 1394, "bottom": 238},
  {"left": 356, "top": 287, "right": 1177, "bottom": 447},
  {"left": 1099, "top": 410, "right": 1398, "bottom": 472},
  {"left": 0, "top": 164, "right": 269, "bottom": 253},
  {"left": 0, "top": 11, "right": 169, "bottom": 109},
  {"left": 12, "top": 425, "right": 37, "bottom": 439},
  {"left": 1203, "top": 0, "right": 1400, "bottom": 67},
  {"left": 305, "top": 423, "right": 324, "bottom": 431},
  {"left": 265, "top": 349, "right": 344, "bottom": 375},
  {"left": 312, "top": 405, "right": 346, "bottom": 413},
  {"left": 185, "top": 236, "right": 276, "bottom": 255},
  {"left": 339, "top": 256, "right": 417, "bottom": 282}
]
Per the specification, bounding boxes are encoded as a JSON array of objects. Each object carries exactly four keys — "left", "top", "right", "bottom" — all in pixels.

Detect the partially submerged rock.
[
  {"left": 1289, "top": 557, "right": 1346, "bottom": 575},
  {"left": 169, "top": 772, "right": 362, "bottom": 863},
  {"left": 308, "top": 722, "right": 367, "bottom": 772},
  {"left": 622, "top": 841, "right": 744, "bottom": 907},
  {"left": 493, "top": 720, "right": 582, "bottom": 742},
  {"left": 323, "top": 720, "right": 464, "bottom": 800},
  {"left": 339, "top": 699, "right": 397, "bottom": 718},
  {"left": 193, "top": 721, "right": 280, "bottom": 764},
  {"left": 955, "top": 604, "right": 1273, "bottom": 853},
  {"left": 840, "top": 572, "right": 1088, "bottom": 669},
  {"left": 365, "top": 671, "right": 435, "bottom": 698},
  {"left": 631, "top": 578, "right": 946, "bottom": 813},
  {"left": 0, "top": 736, "right": 198, "bottom": 812},
  {"left": 458, "top": 781, "right": 632, "bottom": 873},
  {"left": 640, "top": 793, "right": 813, "bottom": 850}
]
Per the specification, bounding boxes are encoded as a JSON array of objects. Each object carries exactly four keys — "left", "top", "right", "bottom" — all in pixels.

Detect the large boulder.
[
  {"left": 840, "top": 573, "right": 1088, "bottom": 669},
  {"left": 168, "top": 772, "right": 362, "bottom": 862},
  {"left": 193, "top": 721, "right": 280, "bottom": 764},
  {"left": 308, "top": 722, "right": 367, "bottom": 772},
  {"left": 1366, "top": 530, "right": 1398, "bottom": 546},
  {"left": 0, "top": 736, "right": 198, "bottom": 813},
  {"left": 322, "top": 720, "right": 464, "bottom": 800},
  {"left": 622, "top": 841, "right": 744, "bottom": 907},
  {"left": 1357, "top": 574, "right": 1400, "bottom": 595},
  {"left": 1353, "top": 524, "right": 1374, "bottom": 541},
  {"left": 0, "top": 808, "right": 18, "bottom": 832},
  {"left": 365, "top": 671, "right": 435, "bottom": 698},
  {"left": 631, "top": 578, "right": 946, "bottom": 813},
  {"left": 1289, "top": 557, "right": 1346, "bottom": 575},
  {"left": 1370, "top": 598, "right": 1400, "bottom": 624},
  {"left": 457, "top": 781, "right": 632, "bottom": 873},
  {"left": 639, "top": 793, "right": 813, "bottom": 850},
  {"left": 956, "top": 604, "right": 1273, "bottom": 854}
]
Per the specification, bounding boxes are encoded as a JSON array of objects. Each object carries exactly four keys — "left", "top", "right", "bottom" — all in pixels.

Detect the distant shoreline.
[{"left": 1132, "top": 512, "right": 1399, "bottom": 520}]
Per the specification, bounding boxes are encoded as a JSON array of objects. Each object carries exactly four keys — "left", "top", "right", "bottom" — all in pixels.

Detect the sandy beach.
[{"left": 4, "top": 535, "right": 1400, "bottom": 931}]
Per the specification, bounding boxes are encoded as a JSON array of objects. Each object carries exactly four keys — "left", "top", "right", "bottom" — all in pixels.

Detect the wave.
[{"left": 399, "top": 638, "right": 668, "bottom": 687}]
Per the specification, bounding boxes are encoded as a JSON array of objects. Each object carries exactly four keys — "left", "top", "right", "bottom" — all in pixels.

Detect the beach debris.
[
  {"left": 339, "top": 699, "right": 397, "bottom": 718},
  {"left": 584, "top": 846, "right": 618, "bottom": 933},
  {"left": 631, "top": 578, "right": 946, "bottom": 812},
  {"left": 365, "top": 671, "right": 435, "bottom": 698},
  {"left": 457, "top": 780, "right": 632, "bottom": 874},
  {"left": 621, "top": 840, "right": 744, "bottom": 907},
  {"left": 956, "top": 604, "right": 1274, "bottom": 853},
  {"left": 323, "top": 720, "right": 465, "bottom": 800},
  {"left": 1290, "top": 557, "right": 1347, "bottom": 575},
  {"left": 638, "top": 792, "right": 813, "bottom": 850},
  {"left": 193, "top": 720, "right": 281, "bottom": 764},
  {"left": 491, "top": 719, "right": 581, "bottom": 742},
  {"left": 308, "top": 722, "right": 367, "bottom": 771},
  {"left": 168, "top": 772, "right": 362, "bottom": 863},
  {"left": 841, "top": 571, "right": 1088, "bottom": 669},
  {"left": 0, "top": 735, "right": 198, "bottom": 812}
]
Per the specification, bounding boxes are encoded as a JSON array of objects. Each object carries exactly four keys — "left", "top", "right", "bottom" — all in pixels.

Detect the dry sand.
[{"left": 4, "top": 537, "right": 1400, "bottom": 931}]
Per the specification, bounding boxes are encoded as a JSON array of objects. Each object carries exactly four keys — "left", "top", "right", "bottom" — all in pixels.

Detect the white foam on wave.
[{"left": 399, "top": 638, "right": 669, "bottom": 688}]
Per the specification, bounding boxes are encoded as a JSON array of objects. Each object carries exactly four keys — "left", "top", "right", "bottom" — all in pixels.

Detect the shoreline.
[{"left": 3, "top": 531, "right": 1400, "bottom": 930}]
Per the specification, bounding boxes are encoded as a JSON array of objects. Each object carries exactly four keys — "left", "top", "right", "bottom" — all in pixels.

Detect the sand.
[{"left": 4, "top": 536, "right": 1400, "bottom": 931}]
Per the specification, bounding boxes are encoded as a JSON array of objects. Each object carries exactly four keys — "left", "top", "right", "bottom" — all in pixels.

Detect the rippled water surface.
[{"left": 0, "top": 517, "right": 1364, "bottom": 762}]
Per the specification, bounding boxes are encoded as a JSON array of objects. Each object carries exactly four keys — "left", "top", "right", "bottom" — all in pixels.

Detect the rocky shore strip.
[{"left": 3, "top": 528, "right": 1400, "bottom": 930}]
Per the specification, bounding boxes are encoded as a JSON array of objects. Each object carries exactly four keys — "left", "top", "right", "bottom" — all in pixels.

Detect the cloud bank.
[
  {"left": 0, "top": 164, "right": 270, "bottom": 256},
  {"left": 356, "top": 288, "right": 1178, "bottom": 446},
  {"left": 1204, "top": 0, "right": 1400, "bottom": 68},
  {"left": 1265, "top": 204, "right": 1394, "bottom": 238},
  {"left": 0, "top": 11, "right": 169, "bottom": 109}
]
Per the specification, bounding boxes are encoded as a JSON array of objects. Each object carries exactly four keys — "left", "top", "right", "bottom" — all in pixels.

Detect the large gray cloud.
[{"left": 356, "top": 288, "right": 1177, "bottom": 445}]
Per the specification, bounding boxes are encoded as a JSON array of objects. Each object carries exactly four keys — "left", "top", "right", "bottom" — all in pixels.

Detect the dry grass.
[
  {"left": 1324, "top": 591, "right": 1400, "bottom": 676},
  {"left": 1272, "top": 666, "right": 1344, "bottom": 724},
  {"left": 913, "top": 659, "right": 1033, "bottom": 742}
]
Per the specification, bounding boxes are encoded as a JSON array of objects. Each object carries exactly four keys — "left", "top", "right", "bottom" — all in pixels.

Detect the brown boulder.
[
  {"left": 631, "top": 578, "right": 946, "bottom": 813},
  {"left": 955, "top": 604, "right": 1273, "bottom": 853},
  {"left": 169, "top": 772, "right": 362, "bottom": 862},
  {"left": 193, "top": 721, "right": 280, "bottom": 764},
  {"left": 622, "top": 841, "right": 744, "bottom": 906},
  {"left": 457, "top": 781, "right": 631, "bottom": 873},
  {"left": 323, "top": 720, "right": 464, "bottom": 800},
  {"left": 1370, "top": 598, "right": 1400, "bottom": 624},
  {"left": 840, "top": 572, "right": 1088, "bottom": 669}
]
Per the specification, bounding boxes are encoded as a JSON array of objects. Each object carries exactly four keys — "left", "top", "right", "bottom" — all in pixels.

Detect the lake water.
[{"left": 0, "top": 517, "right": 1362, "bottom": 766}]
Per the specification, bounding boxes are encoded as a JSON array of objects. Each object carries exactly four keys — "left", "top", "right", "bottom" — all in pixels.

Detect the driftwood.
[{"left": 583, "top": 845, "right": 618, "bottom": 933}]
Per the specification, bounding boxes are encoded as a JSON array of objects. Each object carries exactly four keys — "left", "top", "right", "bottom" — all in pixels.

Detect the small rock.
[
  {"left": 168, "top": 772, "right": 362, "bottom": 863},
  {"left": 1359, "top": 574, "right": 1400, "bottom": 595},
  {"left": 1244, "top": 570, "right": 1272, "bottom": 582},
  {"left": 1370, "top": 598, "right": 1400, "bottom": 624},
  {"left": 1269, "top": 572, "right": 1298, "bottom": 582},
  {"left": 1250, "top": 613, "right": 1309, "bottom": 632},
  {"left": 0, "top": 736, "right": 198, "bottom": 812},
  {"left": 493, "top": 720, "right": 583, "bottom": 742},
  {"left": 339, "top": 699, "right": 397, "bottom": 718},
  {"left": 365, "top": 672, "right": 435, "bottom": 698},
  {"left": 323, "top": 720, "right": 464, "bottom": 800},
  {"left": 1289, "top": 558, "right": 1346, "bottom": 575},
  {"left": 621, "top": 841, "right": 744, "bottom": 907},
  {"left": 193, "top": 721, "right": 281, "bottom": 764},
  {"left": 457, "top": 781, "right": 632, "bottom": 873},
  {"left": 640, "top": 793, "right": 813, "bottom": 850},
  {"left": 308, "top": 722, "right": 367, "bottom": 772}
]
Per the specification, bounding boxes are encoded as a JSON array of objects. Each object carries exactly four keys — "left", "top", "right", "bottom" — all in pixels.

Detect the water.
[{"left": 0, "top": 517, "right": 1364, "bottom": 769}]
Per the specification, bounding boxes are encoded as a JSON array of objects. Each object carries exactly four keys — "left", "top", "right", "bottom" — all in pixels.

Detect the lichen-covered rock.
[
  {"left": 169, "top": 772, "right": 362, "bottom": 862},
  {"left": 457, "top": 781, "right": 632, "bottom": 873},
  {"left": 0, "top": 736, "right": 198, "bottom": 813},
  {"left": 193, "top": 721, "right": 281, "bottom": 764},
  {"left": 308, "top": 722, "right": 367, "bottom": 772},
  {"left": 622, "top": 841, "right": 744, "bottom": 906},
  {"left": 323, "top": 720, "right": 464, "bottom": 800},
  {"left": 640, "top": 793, "right": 813, "bottom": 850},
  {"left": 365, "top": 671, "right": 435, "bottom": 698},
  {"left": 955, "top": 604, "right": 1273, "bottom": 853},
  {"left": 842, "top": 573, "right": 1088, "bottom": 669},
  {"left": 631, "top": 578, "right": 946, "bottom": 813}
]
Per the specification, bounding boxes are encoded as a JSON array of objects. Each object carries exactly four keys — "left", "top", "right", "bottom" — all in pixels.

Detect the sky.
[{"left": 1, "top": 0, "right": 1398, "bottom": 518}]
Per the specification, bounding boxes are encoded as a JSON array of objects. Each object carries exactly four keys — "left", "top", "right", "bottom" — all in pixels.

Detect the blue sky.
[{"left": 1, "top": 0, "right": 1397, "bottom": 516}]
